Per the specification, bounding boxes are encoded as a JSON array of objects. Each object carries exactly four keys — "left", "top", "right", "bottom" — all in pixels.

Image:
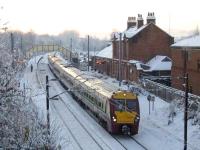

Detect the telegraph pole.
[
  {"left": 183, "top": 49, "right": 188, "bottom": 150},
  {"left": 11, "top": 32, "right": 14, "bottom": 51},
  {"left": 87, "top": 35, "right": 90, "bottom": 71},
  {"left": 10, "top": 33, "right": 15, "bottom": 68},
  {"left": 184, "top": 73, "right": 189, "bottom": 150},
  {"left": 23, "top": 83, "right": 26, "bottom": 101},
  {"left": 119, "top": 33, "right": 122, "bottom": 86},
  {"left": 20, "top": 36, "right": 23, "bottom": 51},
  {"left": 93, "top": 47, "right": 96, "bottom": 71},
  {"left": 70, "top": 38, "right": 72, "bottom": 62},
  {"left": 46, "top": 75, "right": 50, "bottom": 144},
  {"left": 70, "top": 38, "right": 72, "bottom": 50}
]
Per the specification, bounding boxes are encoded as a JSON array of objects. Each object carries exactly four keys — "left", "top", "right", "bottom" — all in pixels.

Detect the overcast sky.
[{"left": 1, "top": 0, "right": 200, "bottom": 38}]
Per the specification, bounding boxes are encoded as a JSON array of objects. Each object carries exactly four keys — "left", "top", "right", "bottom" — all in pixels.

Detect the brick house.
[
  {"left": 95, "top": 45, "right": 112, "bottom": 75},
  {"left": 94, "top": 12, "right": 174, "bottom": 83},
  {"left": 171, "top": 35, "right": 200, "bottom": 96}
]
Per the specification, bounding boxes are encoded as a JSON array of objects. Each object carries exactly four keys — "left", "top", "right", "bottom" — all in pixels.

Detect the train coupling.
[{"left": 122, "top": 125, "right": 131, "bottom": 135}]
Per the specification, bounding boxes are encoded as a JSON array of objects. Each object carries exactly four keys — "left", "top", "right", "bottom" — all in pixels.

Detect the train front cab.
[{"left": 109, "top": 91, "right": 140, "bottom": 135}]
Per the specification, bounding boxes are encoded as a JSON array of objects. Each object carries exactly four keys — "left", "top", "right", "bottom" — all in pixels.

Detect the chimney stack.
[
  {"left": 137, "top": 14, "right": 143, "bottom": 28},
  {"left": 127, "top": 17, "right": 136, "bottom": 29},
  {"left": 147, "top": 12, "right": 156, "bottom": 24}
]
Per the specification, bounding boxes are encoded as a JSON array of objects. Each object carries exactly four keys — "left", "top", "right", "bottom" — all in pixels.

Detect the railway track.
[
  {"left": 81, "top": 107, "right": 148, "bottom": 150},
  {"left": 130, "top": 136, "right": 148, "bottom": 150},
  {"left": 111, "top": 136, "right": 128, "bottom": 150},
  {"left": 51, "top": 102, "right": 84, "bottom": 150},
  {"left": 36, "top": 60, "right": 151, "bottom": 150},
  {"left": 58, "top": 93, "right": 149, "bottom": 150},
  {"left": 36, "top": 63, "right": 87, "bottom": 149},
  {"left": 36, "top": 62, "right": 113, "bottom": 150},
  {"left": 112, "top": 135, "right": 148, "bottom": 150},
  {"left": 34, "top": 56, "right": 199, "bottom": 150},
  {"left": 60, "top": 96, "right": 113, "bottom": 150},
  {"left": 36, "top": 60, "right": 149, "bottom": 150},
  {"left": 36, "top": 63, "right": 83, "bottom": 148}
]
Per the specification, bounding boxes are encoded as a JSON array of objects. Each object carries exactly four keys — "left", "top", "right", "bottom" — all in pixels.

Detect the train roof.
[
  {"left": 48, "top": 55, "right": 120, "bottom": 98},
  {"left": 64, "top": 66, "right": 119, "bottom": 98}
]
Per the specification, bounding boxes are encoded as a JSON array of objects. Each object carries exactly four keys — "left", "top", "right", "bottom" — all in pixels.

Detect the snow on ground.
[
  {"left": 87, "top": 72, "right": 200, "bottom": 150},
  {"left": 46, "top": 64, "right": 127, "bottom": 150},
  {"left": 21, "top": 53, "right": 200, "bottom": 150},
  {"left": 21, "top": 55, "right": 46, "bottom": 118}
]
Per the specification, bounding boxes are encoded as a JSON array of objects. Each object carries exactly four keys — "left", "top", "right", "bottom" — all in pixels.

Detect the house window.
[{"left": 198, "top": 60, "right": 200, "bottom": 71}]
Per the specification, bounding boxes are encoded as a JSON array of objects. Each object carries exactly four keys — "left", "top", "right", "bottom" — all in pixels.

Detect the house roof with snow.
[
  {"left": 129, "top": 60, "right": 141, "bottom": 64},
  {"left": 113, "top": 24, "right": 149, "bottom": 40},
  {"left": 128, "top": 56, "right": 172, "bottom": 72},
  {"left": 96, "top": 45, "right": 112, "bottom": 59},
  {"left": 97, "top": 24, "right": 149, "bottom": 58},
  {"left": 112, "top": 23, "right": 172, "bottom": 41},
  {"left": 171, "top": 35, "right": 200, "bottom": 48},
  {"left": 145, "top": 55, "right": 172, "bottom": 71},
  {"left": 128, "top": 60, "right": 144, "bottom": 70}
]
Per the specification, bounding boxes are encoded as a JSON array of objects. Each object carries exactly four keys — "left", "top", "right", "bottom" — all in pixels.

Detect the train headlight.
[
  {"left": 112, "top": 116, "right": 117, "bottom": 122},
  {"left": 134, "top": 116, "right": 140, "bottom": 123}
]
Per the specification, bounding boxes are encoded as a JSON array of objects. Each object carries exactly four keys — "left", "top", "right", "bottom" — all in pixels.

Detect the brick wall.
[
  {"left": 94, "top": 23, "right": 173, "bottom": 85},
  {"left": 128, "top": 24, "right": 173, "bottom": 62},
  {"left": 112, "top": 23, "right": 174, "bottom": 62},
  {"left": 171, "top": 48, "right": 200, "bottom": 95}
]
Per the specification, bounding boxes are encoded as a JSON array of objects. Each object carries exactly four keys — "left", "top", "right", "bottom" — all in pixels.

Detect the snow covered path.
[{"left": 22, "top": 54, "right": 200, "bottom": 150}]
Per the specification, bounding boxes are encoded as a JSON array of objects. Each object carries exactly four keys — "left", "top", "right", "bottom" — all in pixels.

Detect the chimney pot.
[
  {"left": 137, "top": 14, "right": 144, "bottom": 28},
  {"left": 147, "top": 12, "right": 156, "bottom": 24},
  {"left": 127, "top": 16, "right": 136, "bottom": 29}
]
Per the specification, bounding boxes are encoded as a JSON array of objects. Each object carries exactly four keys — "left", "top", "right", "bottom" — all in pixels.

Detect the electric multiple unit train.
[{"left": 48, "top": 55, "right": 140, "bottom": 135}]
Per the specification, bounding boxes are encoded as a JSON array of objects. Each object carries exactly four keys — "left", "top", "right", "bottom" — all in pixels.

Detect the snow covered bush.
[
  {"left": 167, "top": 101, "right": 177, "bottom": 125},
  {"left": 0, "top": 40, "right": 61, "bottom": 148},
  {"left": 191, "top": 104, "right": 200, "bottom": 126}
]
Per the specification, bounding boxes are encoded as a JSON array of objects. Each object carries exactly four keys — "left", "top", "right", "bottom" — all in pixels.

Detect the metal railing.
[{"left": 142, "top": 79, "right": 200, "bottom": 115}]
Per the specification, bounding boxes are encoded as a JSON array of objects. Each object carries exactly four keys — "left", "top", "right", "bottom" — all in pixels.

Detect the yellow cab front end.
[{"left": 110, "top": 91, "right": 140, "bottom": 135}]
